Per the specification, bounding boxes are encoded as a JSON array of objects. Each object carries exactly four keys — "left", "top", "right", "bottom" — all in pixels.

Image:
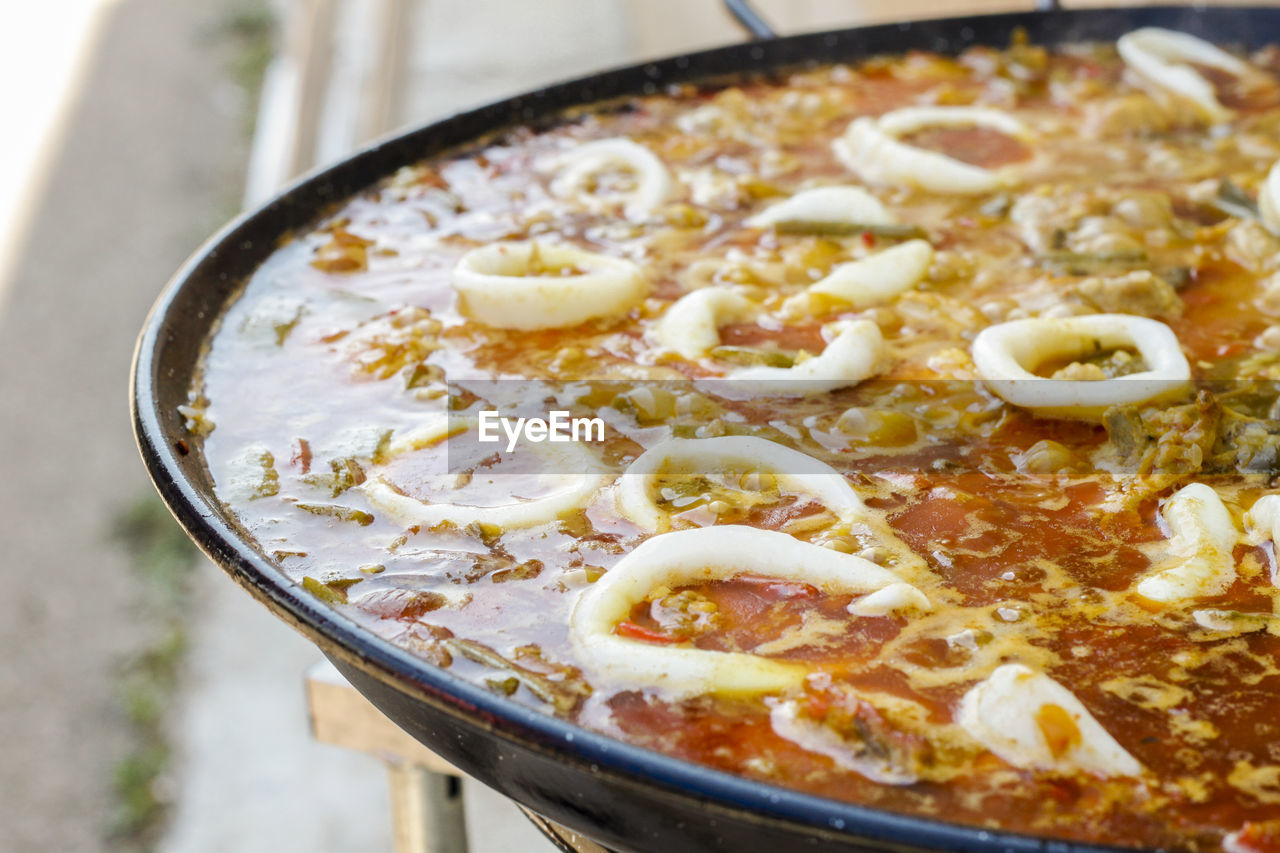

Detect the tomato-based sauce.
[{"left": 188, "top": 31, "right": 1280, "bottom": 853}]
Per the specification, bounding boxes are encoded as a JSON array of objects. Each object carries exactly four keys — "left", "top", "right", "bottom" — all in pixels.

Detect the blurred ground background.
[
  {"left": 0, "top": 2, "right": 259, "bottom": 850},
  {"left": 0, "top": 0, "right": 1187, "bottom": 851}
]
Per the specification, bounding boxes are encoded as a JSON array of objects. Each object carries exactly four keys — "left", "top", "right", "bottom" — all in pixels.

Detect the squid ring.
[
  {"left": 1117, "top": 27, "right": 1253, "bottom": 124},
  {"left": 1136, "top": 483, "right": 1240, "bottom": 604},
  {"left": 548, "top": 137, "right": 675, "bottom": 221},
  {"left": 452, "top": 241, "right": 647, "bottom": 330},
  {"left": 617, "top": 435, "right": 872, "bottom": 530},
  {"left": 652, "top": 288, "right": 759, "bottom": 359},
  {"left": 729, "top": 319, "right": 886, "bottom": 396},
  {"left": 782, "top": 239, "right": 933, "bottom": 317},
  {"left": 972, "top": 314, "right": 1191, "bottom": 417},
  {"left": 360, "top": 417, "right": 608, "bottom": 530},
  {"left": 958, "top": 664, "right": 1144, "bottom": 778},
  {"left": 569, "top": 525, "right": 926, "bottom": 697},
  {"left": 1244, "top": 495, "right": 1280, "bottom": 588},
  {"left": 1259, "top": 160, "right": 1280, "bottom": 236},
  {"left": 1245, "top": 493, "right": 1280, "bottom": 549},
  {"left": 614, "top": 435, "right": 931, "bottom": 581},
  {"left": 745, "top": 185, "right": 894, "bottom": 229},
  {"left": 833, "top": 106, "right": 1031, "bottom": 195},
  {"left": 653, "top": 293, "right": 887, "bottom": 394}
]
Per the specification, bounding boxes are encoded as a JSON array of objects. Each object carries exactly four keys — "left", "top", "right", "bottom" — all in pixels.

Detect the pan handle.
[
  {"left": 723, "top": 0, "right": 1064, "bottom": 41},
  {"left": 723, "top": 0, "right": 776, "bottom": 40}
]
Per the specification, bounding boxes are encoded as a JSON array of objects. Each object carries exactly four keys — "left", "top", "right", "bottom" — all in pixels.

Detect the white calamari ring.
[
  {"left": 569, "top": 525, "right": 924, "bottom": 697},
  {"left": 730, "top": 319, "right": 886, "bottom": 396},
  {"left": 452, "top": 241, "right": 647, "bottom": 330},
  {"left": 783, "top": 239, "right": 933, "bottom": 317},
  {"left": 833, "top": 106, "right": 1031, "bottom": 195},
  {"left": 617, "top": 435, "right": 874, "bottom": 530},
  {"left": 847, "top": 583, "right": 933, "bottom": 617},
  {"left": 652, "top": 288, "right": 758, "bottom": 359},
  {"left": 957, "top": 663, "right": 1144, "bottom": 778},
  {"left": 614, "top": 435, "right": 931, "bottom": 581},
  {"left": 1259, "top": 160, "right": 1280, "bottom": 236},
  {"left": 745, "top": 185, "right": 894, "bottom": 229},
  {"left": 1117, "top": 27, "right": 1252, "bottom": 124},
  {"left": 360, "top": 418, "right": 608, "bottom": 530},
  {"left": 972, "top": 314, "right": 1191, "bottom": 417},
  {"left": 1135, "top": 483, "right": 1240, "bottom": 603},
  {"left": 1245, "top": 494, "right": 1280, "bottom": 551},
  {"left": 548, "top": 137, "right": 675, "bottom": 221}
]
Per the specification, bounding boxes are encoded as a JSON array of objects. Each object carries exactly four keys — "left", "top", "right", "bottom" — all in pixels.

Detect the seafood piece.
[
  {"left": 1117, "top": 27, "right": 1253, "bottom": 123},
  {"left": 548, "top": 137, "right": 675, "bottom": 220},
  {"left": 452, "top": 241, "right": 647, "bottom": 330},
  {"left": 570, "top": 525, "right": 925, "bottom": 697},
  {"left": 746, "top": 185, "right": 894, "bottom": 229},
  {"left": 362, "top": 417, "right": 608, "bottom": 530},
  {"left": 833, "top": 107, "right": 1031, "bottom": 194},
  {"left": 653, "top": 288, "right": 758, "bottom": 359},
  {"left": 972, "top": 314, "right": 1190, "bottom": 418},
  {"left": 1135, "top": 483, "right": 1240, "bottom": 603},
  {"left": 958, "top": 664, "right": 1144, "bottom": 777},
  {"left": 783, "top": 239, "right": 933, "bottom": 317},
  {"left": 730, "top": 320, "right": 886, "bottom": 396}
]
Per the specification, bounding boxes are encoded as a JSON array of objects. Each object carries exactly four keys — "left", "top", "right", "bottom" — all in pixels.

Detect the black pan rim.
[{"left": 131, "top": 6, "right": 1278, "bottom": 851}]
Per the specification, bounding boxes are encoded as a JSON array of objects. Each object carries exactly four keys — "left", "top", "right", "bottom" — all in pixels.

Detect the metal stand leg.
[
  {"left": 307, "top": 660, "right": 470, "bottom": 851},
  {"left": 386, "top": 762, "right": 469, "bottom": 853},
  {"left": 518, "top": 808, "right": 613, "bottom": 853}
]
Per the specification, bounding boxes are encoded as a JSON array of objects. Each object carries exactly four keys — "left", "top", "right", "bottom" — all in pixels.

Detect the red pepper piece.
[{"left": 616, "top": 620, "right": 683, "bottom": 645}]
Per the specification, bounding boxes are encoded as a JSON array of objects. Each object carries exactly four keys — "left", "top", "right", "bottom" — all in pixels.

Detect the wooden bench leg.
[{"left": 308, "top": 660, "right": 469, "bottom": 851}]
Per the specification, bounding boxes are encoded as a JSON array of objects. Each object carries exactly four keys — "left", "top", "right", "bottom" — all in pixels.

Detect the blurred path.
[
  {"left": 0, "top": 1, "right": 119, "bottom": 308},
  {"left": 0, "top": 1, "right": 247, "bottom": 849},
  {"left": 158, "top": 566, "right": 391, "bottom": 853}
]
